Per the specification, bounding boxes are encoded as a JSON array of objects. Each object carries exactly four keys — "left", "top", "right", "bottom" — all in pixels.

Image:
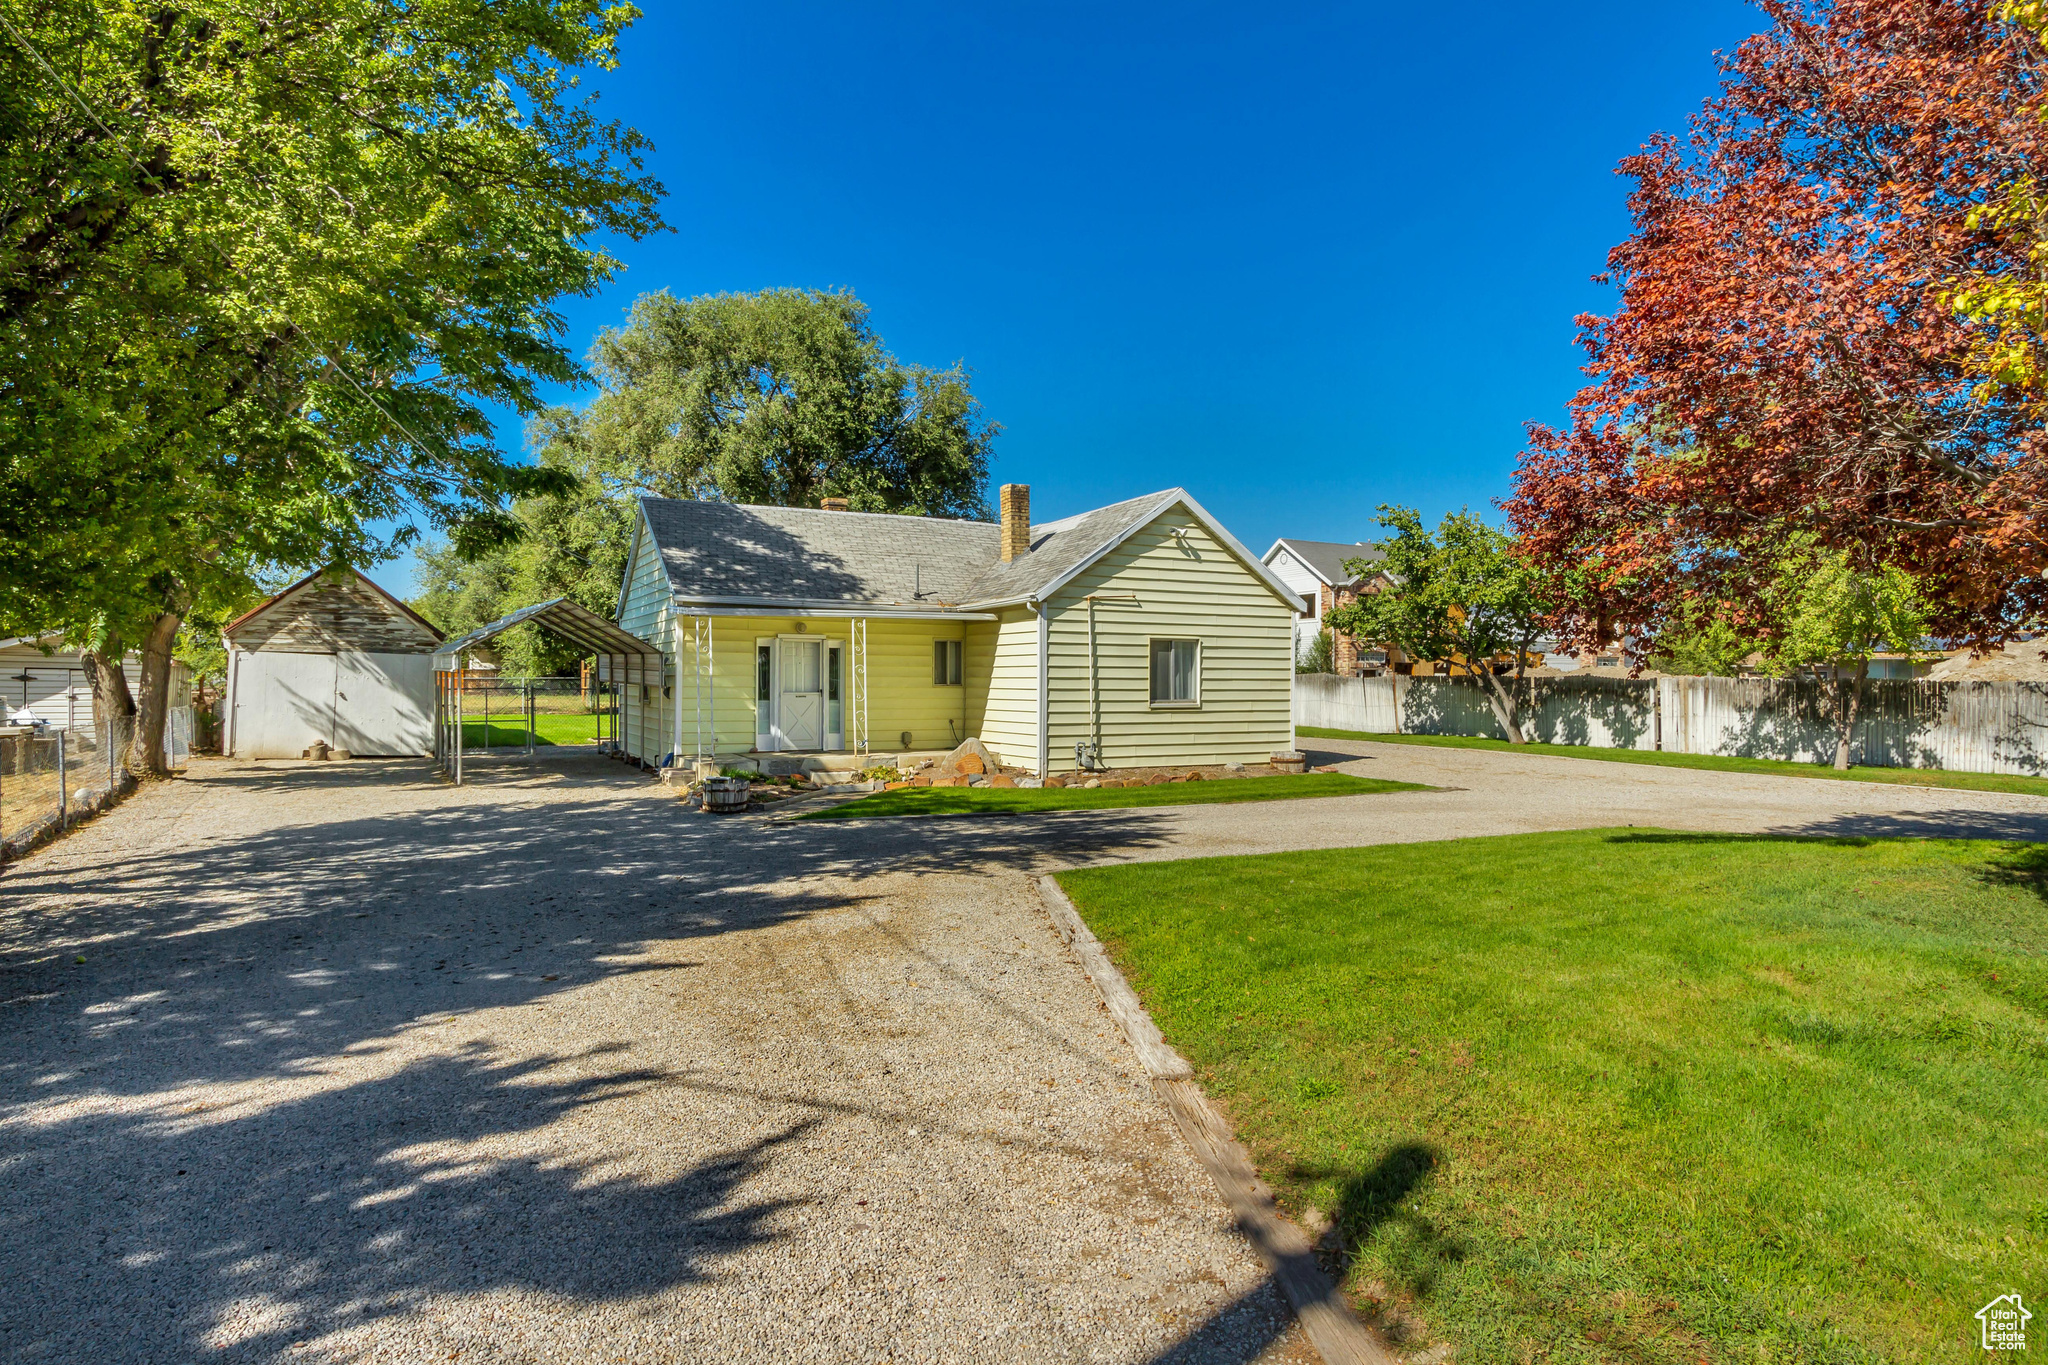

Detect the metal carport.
[{"left": 430, "top": 598, "right": 663, "bottom": 784}]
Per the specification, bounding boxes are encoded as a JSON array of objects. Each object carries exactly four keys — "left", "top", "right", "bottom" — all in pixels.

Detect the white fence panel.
[{"left": 1296, "top": 671, "right": 2048, "bottom": 777}]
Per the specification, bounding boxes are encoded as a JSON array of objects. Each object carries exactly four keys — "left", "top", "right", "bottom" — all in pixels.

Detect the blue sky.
[{"left": 374, "top": 0, "right": 1765, "bottom": 601}]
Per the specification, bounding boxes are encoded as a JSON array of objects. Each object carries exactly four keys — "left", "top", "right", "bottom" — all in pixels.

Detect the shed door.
[
  {"left": 333, "top": 652, "right": 435, "bottom": 756},
  {"left": 236, "top": 653, "right": 339, "bottom": 759}
]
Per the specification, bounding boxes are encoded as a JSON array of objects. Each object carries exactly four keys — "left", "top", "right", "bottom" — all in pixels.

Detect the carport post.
[
  {"left": 526, "top": 680, "right": 534, "bottom": 756},
  {"left": 454, "top": 678, "right": 464, "bottom": 786},
  {"left": 55, "top": 728, "right": 66, "bottom": 830}
]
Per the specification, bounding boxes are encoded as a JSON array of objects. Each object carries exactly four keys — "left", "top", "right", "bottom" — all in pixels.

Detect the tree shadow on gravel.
[
  {"left": 1139, "top": 1277, "right": 1300, "bottom": 1365},
  {"left": 0, "top": 1041, "right": 816, "bottom": 1362},
  {"left": 0, "top": 755, "right": 1179, "bottom": 1089},
  {"left": 0, "top": 757, "right": 1193, "bottom": 1359}
]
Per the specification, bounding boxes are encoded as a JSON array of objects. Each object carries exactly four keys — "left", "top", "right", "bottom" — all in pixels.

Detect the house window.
[
  {"left": 1149, "top": 638, "right": 1199, "bottom": 706},
  {"left": 933, "top": 639, "right": 962, "bottom": 685},
  {"left": 756, "top": 646, "right": 772, "bottom": 702}
]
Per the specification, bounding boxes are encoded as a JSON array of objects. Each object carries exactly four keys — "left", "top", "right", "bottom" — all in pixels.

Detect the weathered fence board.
[{"left": 1293, "top": 672, "right": 2048, "bottom": 776}]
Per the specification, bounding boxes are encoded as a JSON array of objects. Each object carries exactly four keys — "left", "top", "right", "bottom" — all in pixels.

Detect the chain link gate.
[{"left": 434, "top": 674, "right": 620, "bottom": 785}]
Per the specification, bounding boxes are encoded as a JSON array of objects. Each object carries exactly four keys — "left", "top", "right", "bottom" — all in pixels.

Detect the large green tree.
[
  {"left": 412, "top": 448, "right": 633, "bottom": 676},
  {"left": 0, "top": 0, "right": 663, "bottom": 773},
  {"left": 413, "top": 288, "right": 998, "bottom": 663},
  {"left": 563, "top": 287, "right": 997, "bottom": 516}
]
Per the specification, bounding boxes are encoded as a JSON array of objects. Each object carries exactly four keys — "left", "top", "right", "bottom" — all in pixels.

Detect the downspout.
[{"left": 1035, "top": 600, "right": 1050, "bottom": 777}]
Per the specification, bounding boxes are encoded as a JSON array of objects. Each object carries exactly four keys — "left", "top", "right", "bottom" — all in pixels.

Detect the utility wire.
[{"left": 0, "top": 10, "right": 460, "bottom": 483}]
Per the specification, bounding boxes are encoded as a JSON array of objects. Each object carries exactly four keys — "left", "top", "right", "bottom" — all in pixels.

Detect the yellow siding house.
[{"left": 610, "top": 483, "right": 1299, "bottom": 776}]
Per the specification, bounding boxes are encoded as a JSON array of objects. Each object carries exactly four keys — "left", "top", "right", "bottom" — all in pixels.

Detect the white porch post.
[
  {"left": 692, "top": 615, "right": 714, "bottom": 774},
  {"left": 852, "top": 618, "right": 869, "bottom": 758}
]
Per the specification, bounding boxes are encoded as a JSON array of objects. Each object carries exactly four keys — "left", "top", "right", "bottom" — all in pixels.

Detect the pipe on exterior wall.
[
  {"left": 1082, "top": 594, "right": 1141, "bottom": 770},
  {"left": 671, "top": 613, "right": 684, "bottom": 771}
]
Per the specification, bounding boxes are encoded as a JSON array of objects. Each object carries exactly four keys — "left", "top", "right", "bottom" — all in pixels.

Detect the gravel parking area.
[
  {"left": 5, "top": 742, "right": 2043, "bottom": 1365},
  {"left": 0, "top": 756, "right": 1315, "bottom": 1365}
]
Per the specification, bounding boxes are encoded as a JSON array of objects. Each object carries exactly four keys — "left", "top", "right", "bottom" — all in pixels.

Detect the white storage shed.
[{"left": 222, "top": 569, "right": 443, "bottom": 759}]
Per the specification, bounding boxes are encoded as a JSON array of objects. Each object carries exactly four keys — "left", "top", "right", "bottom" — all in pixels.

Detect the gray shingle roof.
[
  {"left": 640, "top": 499, "right": 1002, "bottom": 606},
  {"left": 1267, "top": 537, "right": 1384, "bottom": 586},
  {"left": 638, "top": 490, "right": 1191, "bottom": 611},
  {"left": 958, "top": 491, "right": 1179, "bottom": 604}
]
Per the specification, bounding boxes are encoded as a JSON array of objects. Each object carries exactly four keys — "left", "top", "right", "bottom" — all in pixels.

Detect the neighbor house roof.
[
  {"left": 634, "top": 488, "right": 1301, "bottom": 615},
  {"left": 1263, "top": 538, "right": 1385, "bottom": 587}
]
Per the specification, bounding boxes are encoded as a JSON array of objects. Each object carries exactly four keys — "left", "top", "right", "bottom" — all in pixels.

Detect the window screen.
[
  {"left": 933, "top": 639, "right": 962, "bottom": 685},
  {"left": 1149, "top": 639, "right": 1198, "bottom": 704}
]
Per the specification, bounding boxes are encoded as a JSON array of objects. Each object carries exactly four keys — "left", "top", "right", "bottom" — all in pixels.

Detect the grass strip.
[
  {"left": 1057, "top": 829, "right": 2048, "bottom": 1363},
  {"left": 797, "top": 771, "right": 1426, "bottom": 819},
  {"left": 1298, "top": 724, "right": 2048, "bottom": 797},
  {"left": 458, "top": 713, "right": 603, "bottom": 748}
]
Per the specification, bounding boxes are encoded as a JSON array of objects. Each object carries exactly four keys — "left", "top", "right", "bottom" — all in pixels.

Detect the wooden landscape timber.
[{"left": 1036, "top": 875, "right": 1394, "bottom": 1365}]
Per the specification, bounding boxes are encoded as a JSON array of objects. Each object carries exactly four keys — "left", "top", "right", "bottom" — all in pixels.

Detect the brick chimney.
[
  {"left": 999, "top": 484, "right": 1031, "bottom": 562},
  {"left": 820, "top": 495, "right": 849, "bottom": 512}
]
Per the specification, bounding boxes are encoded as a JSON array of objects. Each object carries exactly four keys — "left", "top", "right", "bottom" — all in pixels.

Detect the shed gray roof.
[
  {"left": 637, "top": 487, "right": 1298, "bottom": 614},
  {"left": 1265, "top": 538, "right": 1384, "bottom": 586}
]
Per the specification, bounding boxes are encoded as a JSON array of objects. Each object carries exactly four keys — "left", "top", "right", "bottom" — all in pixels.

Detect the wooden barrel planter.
[
  {"left": 1270, "top": 750, "right": 1306, "bottom": 773},
  {"left": 703, "top": 776, "right": 751, "bottom": 813}
]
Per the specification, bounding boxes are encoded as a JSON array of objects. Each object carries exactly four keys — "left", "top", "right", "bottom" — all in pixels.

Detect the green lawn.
[
  {"left": 1299, "top": 725, "right": 2048, "bottom": 798},
  {"left": 459, "top": 712, "right": 603, "bottom": 748},
  {"left": 798, "top": 771, "right": 1426, "bottom": 819},
  {"left": 1057, "top": 830, "right": 2048, "bottom": 1363}
]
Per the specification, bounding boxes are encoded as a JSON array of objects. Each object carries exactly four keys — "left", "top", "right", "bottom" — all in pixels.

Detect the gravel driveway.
[
  {"left": 4, "top": 743, "right": 2043, "bottom": 1365},
  {"left": 0, "top": 755, "right": 1316, "bottom": 1365}
]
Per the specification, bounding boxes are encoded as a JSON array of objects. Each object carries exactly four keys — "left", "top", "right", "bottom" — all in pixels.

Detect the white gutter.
[{"left": 669, "top": 596, "right": 997, "bottom": 621}]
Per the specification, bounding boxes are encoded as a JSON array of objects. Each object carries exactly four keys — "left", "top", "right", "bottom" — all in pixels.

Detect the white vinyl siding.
[
  {"left": 615, "top": 512, "right": 678, "bottom": 762},
  {"left": 1044, "top": 510, "right": 1293, "bottom": 770},
  {"left": 977, "top": 608, "right": 1040, "bottom": 771}
]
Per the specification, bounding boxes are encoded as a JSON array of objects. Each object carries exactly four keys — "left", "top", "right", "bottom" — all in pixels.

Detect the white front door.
[{"left": 778, "top": 638, "right": 824, "bottom": 750}]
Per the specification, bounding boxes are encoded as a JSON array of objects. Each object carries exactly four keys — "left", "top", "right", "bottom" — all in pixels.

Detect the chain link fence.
[
  {"left": 435, "top": 677, "right": 617, "bottom": 783},
  {"left": 0, "top": 710, "right": 190, "bottom": 854}
]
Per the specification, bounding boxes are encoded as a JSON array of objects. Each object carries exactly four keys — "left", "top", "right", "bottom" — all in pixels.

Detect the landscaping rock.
[
  {"left": 911, "top": 776, "right": 932, "bottom": 787},
  {"left": 1083, "top": 778, "right": 1102, "bottom": 789},
  {"left": 1225, "top": 761, "right": 1245, "bottom": 771},
  {"left": 1044, "top": 775, "right": 1067, "bottom": 788},
  {"left": 1146, "top": 774, "right": 1171, "bottom": 786},
  {"left": 957, "top": 752, "right": 986, "bottom": 775},
  {"left": 989, "top": 774, "right": 1016, "bottom": 788},
  {"left": 928, "top": 736, "right": 998, "bottom": 778}
]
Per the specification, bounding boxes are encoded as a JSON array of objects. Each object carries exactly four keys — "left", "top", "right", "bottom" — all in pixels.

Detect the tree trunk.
[
  {"left": 81, "top": 637, "right": 135, "bottom": 729},
  {"left": 1832, "top": 657, "right": 1867, "bottom": 771},
  {"left": 1481, "top": 668, "right": 1528, "bottom": 744},
  {"left": 127, "top": 609, "right": 183, "bottom": 778}
]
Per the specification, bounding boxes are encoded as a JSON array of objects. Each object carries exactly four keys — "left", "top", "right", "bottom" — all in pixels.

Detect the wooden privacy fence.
[{"left": 1293, "top": 672, "right": 2048, "bottom": 776}]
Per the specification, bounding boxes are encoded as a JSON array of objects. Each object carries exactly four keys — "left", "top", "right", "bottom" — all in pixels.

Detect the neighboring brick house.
[{"left": 1261, "top": 538, "right": 1391, "bottom": 675}]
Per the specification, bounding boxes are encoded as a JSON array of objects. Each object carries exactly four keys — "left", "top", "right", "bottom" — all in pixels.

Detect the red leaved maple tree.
[{"left": 1508, "top": 0, "right": 2048, "bottom": 652}]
